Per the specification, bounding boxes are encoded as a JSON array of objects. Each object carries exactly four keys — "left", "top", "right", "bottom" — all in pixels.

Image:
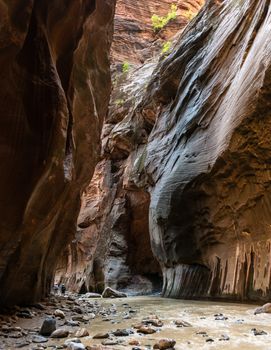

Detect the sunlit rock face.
[
  {"left": 112, "top": 0, "right": 203, "bottom": 65},
  {"left": 56, "top": 0, "right": 204, "bottom": 294},
  {"left": 142, "top": 0, "right": 271, "bottom": 301},
  {"left": 0, "top": 0, "right": 116, "bottom": 306}
]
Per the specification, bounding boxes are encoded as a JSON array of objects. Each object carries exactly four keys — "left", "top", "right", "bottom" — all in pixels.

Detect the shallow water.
[
  {"left": 8, "top": 295, "right": 271, "bottom": 350},
  {"left": 45, "top": 296, "right": 271, "bottom": 350}
]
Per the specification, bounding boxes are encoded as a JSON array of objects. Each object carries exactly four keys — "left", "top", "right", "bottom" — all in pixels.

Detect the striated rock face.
[
  {"left": 142, "top": 0, "right": 271, "bottom": 301},
  {"left": 0, "top": 0, "right": 116, "bottom": 306},
  {"left": 112, "top": 0, "right": 203, "bottom": 65},
  {"left": 56, "top": 0, "right": 204, "bottom": 294}
]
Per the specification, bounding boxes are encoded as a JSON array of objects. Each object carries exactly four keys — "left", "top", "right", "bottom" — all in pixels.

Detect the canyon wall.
[
  {"left": 142, "top": 0, "right": 271, "bottom": 301},
  {"left": 0, "top": 0, "right": 116, "bottom": 306},
  {"left": 60, "top": 0, "right": 271, "bottom": 302},
  {"left": 56, "top": 0, "right": 204, "bottom": 294}
]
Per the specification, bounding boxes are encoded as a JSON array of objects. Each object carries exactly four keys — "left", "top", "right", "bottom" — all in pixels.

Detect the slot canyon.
[{"left": 0, "top": 0, "right": 271, "bottom": 349}]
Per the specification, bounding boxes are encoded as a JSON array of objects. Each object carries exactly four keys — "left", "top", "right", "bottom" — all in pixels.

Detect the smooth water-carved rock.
[
  {"left": 142, "top": 0, "right": 271, "bottom": 301},
  {"left": 56, "top": 0, "right": 203, "bottom": 295},
  {"left": 0, "top": 0, "right": 116, "bottom": 306}
]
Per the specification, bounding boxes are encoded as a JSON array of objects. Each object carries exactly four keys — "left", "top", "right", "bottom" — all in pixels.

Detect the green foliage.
[
  {"left": 122, "top": 61, "right": 130, "bottom": 73},
  {"left": 115, "top": 98, "right": 124, "bottom": 107},
  {"left": 161, "top": 41, "right": 172, "bottom": 55},
  {"left": 151, "top": 4, "right": 178, "bottom": 31}
]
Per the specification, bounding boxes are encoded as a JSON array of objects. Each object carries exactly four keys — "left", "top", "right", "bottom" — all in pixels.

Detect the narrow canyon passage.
[{"left": 0, "top": 0, "right": 271, "bottom": 349}]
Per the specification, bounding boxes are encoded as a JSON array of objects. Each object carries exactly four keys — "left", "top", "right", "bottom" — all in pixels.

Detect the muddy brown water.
[{"left": 5, "top": 296, "right": 271, "bottom": 349}]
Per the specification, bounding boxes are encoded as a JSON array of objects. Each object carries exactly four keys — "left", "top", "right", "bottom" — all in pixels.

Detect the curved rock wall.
[
  {"left": 142, "top": 0, "right": 271, "bottom": 301},
  {"left": 56, "top": 0, "right": 204, "bottom": 294},
  {"left": 0, "top": 0, "right": 116, "bottom": 306}
]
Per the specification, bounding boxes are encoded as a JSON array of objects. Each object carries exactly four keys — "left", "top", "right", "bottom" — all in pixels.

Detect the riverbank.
[{"left": 0, "top": 295, "right": 270, "bottom": 349}]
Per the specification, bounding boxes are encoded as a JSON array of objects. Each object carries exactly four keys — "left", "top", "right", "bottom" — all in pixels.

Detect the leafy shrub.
[
  {"left": 161, "top": 41, "right": 172, "bottom": 55},
  {"left": 122, "top": 61, "right": 130, "bottom": 73},
  {"left": 151, "top": 4, "right": 178, "bottom": 31}
]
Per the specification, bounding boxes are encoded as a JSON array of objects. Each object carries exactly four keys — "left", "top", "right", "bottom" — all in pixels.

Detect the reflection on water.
[{"left": 71, "top": 296, "right": 271, "bottom": 350}]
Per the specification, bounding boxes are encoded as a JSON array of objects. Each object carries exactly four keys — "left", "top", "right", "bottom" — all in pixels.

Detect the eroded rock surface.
[
  {"left": 0, "top": 0, "right": 116, "bottom": 306},
  {"left": 56, "top": 0, "right": 203, "bottom": 294},
  {"left": 142, "top": 0, "right": 271, "bottom": 300}
]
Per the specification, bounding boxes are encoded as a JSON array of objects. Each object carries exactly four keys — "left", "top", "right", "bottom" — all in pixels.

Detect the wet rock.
[
  {"left": 137, "top": 325, "right": 156, "bottom": 334},
  {"left": 215, "top": 315, "right": 228, "bottom": 321},
  {"left": 73, "top": 306, "right": 83, "bottom": 314},
  {"left": 32, "top": 335, "right": 48, "bottom": 343},
  {"left": 101, "top": 339, "right": 120, "bottom": 346},
  {"left": 143, "top": 316, "right": 163, "bottom": 327},
  {"left": 174, "top": 320, "right": 192, "bottom": 327},
  {"left": 15, "top": 341, "right": 31, "bottom": 348},
  {"left": 75, "top": 328, "right": 89, "bottom": 338},
  {"left": 65, "top": 320, "right": 80, "bottom": 327},
  {"left": 254, "top": 303, "right": 271, "bottom": 315},
  {"left": 67, "top": 342, "right": 86, "bottom": 350},
  {"left": 64, "top": 338, "right": 82, "bottom": 346},
  {"left": 219, "top": 334, "right": 230, "bottom": 341},
  {"left": 113, "top": 328, "right": 134, "bottom": 336},
  {"left": 81, "top": 293, "right": 101, "bottom": 299},
  {"left": 102, "top": 287, "right": 127, "bottom": 298},
  {"left": 251, "top": 328, "right": 267, "bottom": 336},
  {"left": 153, "top": 338, "right": 176, "bottom": 349},
  {"left": 93, "top": 332, "right": 110, "bottom": 339},
  {"left": 129, "top": 339, "right": 140, "bottom": 346},
  {"left": 54, "top": 309, "right": 65, "bottom": 319},
  {"left": 51, "top": 328, "right": 69, "bottom": 338},
  {"left": 206, "top": 338, "right": 214, "bottom": 343},
  {"left": 40, "top": 317, "right": 56, "bottom": 336},
  {"left": 16, "top": 311, "right": 32, "bottom": 319}
]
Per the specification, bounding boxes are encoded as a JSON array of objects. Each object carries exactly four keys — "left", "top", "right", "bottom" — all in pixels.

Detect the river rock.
[
  {"left": 137, "top": 325, "right": 156, "bottom": 334},
  {"left": 51, "top": 328, "right": 69, "bottom": 338},
  {"left": 93, "top": 332, "right": 110, "bottom": 339},
  {"left": 81, "top": 293, "right": 101, "bottom": 299},
  {"left": 113, "top": 328, "right": 134, "bottom": 336},
  {"left": 75, "top": 328, "right": 89, "bottom": 337},
  {"left": 39, "top": 317, "right": 56, "bottom": 336},
  {"left": 254, "top": 303, "right": 271, "bottom": 315},
  {"left": 32, "top": 335, "right": 48, "bottom": 343},
  {"left": 153, "top": 338, "right": 176, "bottom": 350},
  {"left": 64, "top": 338, "right": 82, "bottom": 346},
  {"left": 102, "top": 287, "right": 127, "bottom": 298},
  {"left": 251, "top": 328, "right": 267, "bottom": 336},
  {"left": 67, "top": 342, "right": 86, "bottom": 350},
  {"left": 54, "top": 309, "right": 65, "bottom": 319},
  {"left": 174, "top": 320, "right": 192, "bottom": 327}
]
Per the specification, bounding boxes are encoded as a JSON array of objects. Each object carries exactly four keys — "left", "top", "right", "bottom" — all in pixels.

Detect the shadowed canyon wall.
[
  {"left": 58, "top": 0, "right": 271, "bottom": 302},
  {"left": 0, "top": 0, "right": 116, "bottom": 306},
  {"left": 56, "top": 0, "right": 204, "bottom": 294}
]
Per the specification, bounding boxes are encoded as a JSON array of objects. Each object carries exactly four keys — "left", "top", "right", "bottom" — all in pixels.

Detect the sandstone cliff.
[
  {"left": 0, "top": 0, "right": 116, "bottom": 306},
  {"left": 56, "top": 0, "right": 204, "bottom": 294},
  {"left": 143, "top": 0, "right": 271, "bottom": 301},
  {"left": 58, "top": 0, "right": 271, "bottom": 302}
]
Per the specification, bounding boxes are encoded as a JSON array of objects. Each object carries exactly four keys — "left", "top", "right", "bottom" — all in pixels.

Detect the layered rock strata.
[
  {"left": 142, "top": 0, "right": 271, "bottom": 301},
  {"left": 56, "top": 0, "right": 204, "bottom": 294},
  {"left": 0, "top": 0, "right": 116, "bottom": 306}
]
